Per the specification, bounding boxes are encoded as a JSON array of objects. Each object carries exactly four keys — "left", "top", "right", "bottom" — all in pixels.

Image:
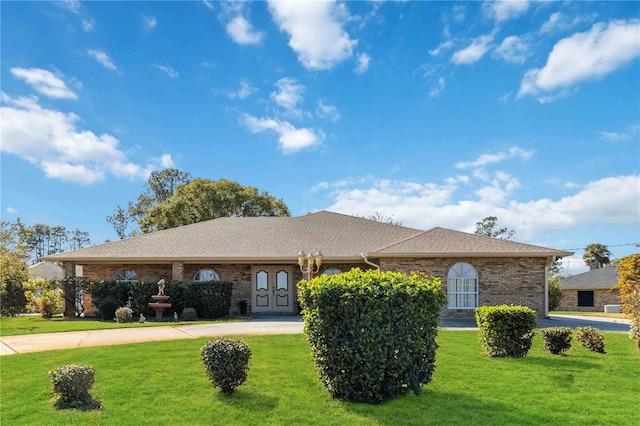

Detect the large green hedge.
[
  {"left": 87, "top": 280, "right": 232, "bottom": 320},
  {"left": 298, "top": 268, "right": 446, "bottom": 404},
  {"left": 475, "top": 305, "right": 537, "bottom": 357}
]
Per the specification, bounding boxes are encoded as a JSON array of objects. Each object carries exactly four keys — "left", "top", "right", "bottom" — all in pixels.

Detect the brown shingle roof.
[{"left": 43, "top": 211, "right": 572, "bottom": 263}]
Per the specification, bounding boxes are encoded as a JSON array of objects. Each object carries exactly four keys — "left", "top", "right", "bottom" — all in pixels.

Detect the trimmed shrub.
[
  {"left": 201, "top": 337, "right": 251, "bottom": 394},
  {"left": 185, "top": 281, "right": 233, "bottom": 319},
  {"left": 575, "top": 326, "right": 606, "bottom": 354},
  {"left": 87, "top": 281, "right": 131, "bottom": 320},
  {"left": 181, "top": 307, "right": 197, "bottom": 321},
  {"left": 475, "top": 305, "right": 537, "bottom": 357},
  {"left": 298, "top": 268, "right": 447, "bottom": 404},
  {"left": 0, "top": 280, "right": 27, "bottom": 317},
  {"left": 540, "top": 327, "right": 573, "bottom": 355},
  {"left": 114, "top": 306, "right": 133, "bottom": 323},
  {"left": 48, "top": 364, "right": 101, "bottom": 410}
]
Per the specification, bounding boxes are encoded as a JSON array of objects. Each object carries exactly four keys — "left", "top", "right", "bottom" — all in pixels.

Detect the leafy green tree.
[
  {"left": 68, "top": 229, "right": 91, "bottom": 250},
  {"left": 583, "top": 243, "right": 612, "bottom": 269},
  {"left": 0, "top": 220, "right": 29, "bottom": 316},
  {"left": 615, "top": 254, "right": 640, "bottom": 346},
  {"left": 474, "top": 216, "right": 515, "bottom": 240},
  {"left": 106, "top": 205, "right": 131, "bottom": 239},
  {"left": 24, "top": 278, "right": 64, "bottom": 318},
  {"left": 139, "top": 178, "right": 290, "bottom": 232},
  {"left": 547, "top": 260, "right": 564, "bottom": 311},
  {"left": 359, "top": 212, "right": 402, "bottom": 225}
]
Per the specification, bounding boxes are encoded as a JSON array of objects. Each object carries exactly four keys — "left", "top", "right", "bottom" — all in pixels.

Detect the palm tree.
[{"left": 583, "top": 243, "right": 612, "bottom": 269}]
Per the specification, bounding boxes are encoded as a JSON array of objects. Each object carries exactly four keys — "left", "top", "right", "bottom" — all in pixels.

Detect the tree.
[
  {"left": 128, "top": 169, "right": 192, "bottom": 226},
  {"left": 68, "top": 229, "right": 91, "bottom": 250},
  {"left": 359, "top": 212, "right": 402, "bottom": 226},
  {"left": 106, "top": 206, "right": 131, "bottom": 239},
  {"left": 615, "top": 254, "right": 640, "bottom": 346},
  {"left": 23, "top": 278, "right": 64, "bottom": 318},
  {"left": 474, "top": 216, "right": 515, "bottom": 240},
  {"left": 0, "top": 220, "right": 29, "bottom": 316},
  {"left": 547, "top": 260, "right": 564, "bottom": 311},
  {"left": 138, "top": 178, "right": 290, "bottom": 232},
  {"left": 583, "top": 243, "right": 612, "bottom": 269}
]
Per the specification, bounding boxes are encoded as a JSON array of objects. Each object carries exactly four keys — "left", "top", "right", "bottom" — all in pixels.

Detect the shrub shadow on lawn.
[
  {"left": 216, "top": 389, "right": 280, "bottom": 414},
  {"left": 343, "top": 390, "right": 556, "bottom": 426}
]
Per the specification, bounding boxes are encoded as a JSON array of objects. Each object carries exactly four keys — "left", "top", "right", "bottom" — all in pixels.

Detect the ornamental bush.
[
  {"left": 181, "top": 307, "right": 197, "bottom": 321},
  {"left": 114, "top": 306, "right": 133, "bottom": 323},
  {"left": 298, "top": 268, "right": 447, "bottom": 404},
  {"left": 201, "top": 337, "right": 252, "bottom": 394},
  {"left": 23, "top": 278, "right": 64, "bottom": 318},
  {"left": 616, "top": 254, "right": 640, "bottom": 347},
  {"left": 575, "top": 326, "right": 606, "bottom": 354},
  {"left": 540, "top": 327, "right": 573, "bottom": 355},
  {"left": 475, "top": 305, "right": 537, "bottom": 357},
  {"left": 48, "top": 364, "right": 101, "bottom": 410}
]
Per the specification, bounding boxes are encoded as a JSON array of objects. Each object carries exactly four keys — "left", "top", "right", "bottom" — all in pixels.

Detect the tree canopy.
[
  {"left": 138, "top": 177, "right": 290, "bottom": 232},
  {"left": 474, "top": 216, "right": 515, "bottom": 240},
  {"left": 582, "top": 243, "right": 612, "bottom": 269}
]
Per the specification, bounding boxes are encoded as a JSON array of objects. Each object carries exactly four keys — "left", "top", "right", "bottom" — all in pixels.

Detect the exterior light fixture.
[{"left": 298, "top": 250, "right": 323, "bottom": 281}]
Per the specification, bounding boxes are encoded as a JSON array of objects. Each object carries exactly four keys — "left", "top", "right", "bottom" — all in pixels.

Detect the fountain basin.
[
  {"left": 151, "top": 295, "right": 170, "bottom": 302},
  {"left": 148, "top": 302, "right": 172, "bottom": 310}
]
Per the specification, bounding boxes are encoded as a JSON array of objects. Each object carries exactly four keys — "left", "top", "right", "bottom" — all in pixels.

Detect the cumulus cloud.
[
  {"left": 242, "top": 114, "right": 323, "bottom": 154},
  {"left": 153, "top": 64, "right": 179, "bottom": 78},
  {"left": 494, "top": 35, "right": 530, "bottom": 64},
  {"left": 455, "top": 146, "right": 533, "bottom": 170},
  {"left": 271, "top": 77, "right": 305, "bottom": 115},
  {"left": 6, "top": 207, "right": 18, "bottom": 215},
  {"left": 451, "top": 33, "right": 495, "bottom": 65},
  {"left": 10, "top": 68, "right": 78, "bottom": 100},
  {"left": 316, "top": 100, "right": 340, "bottom": 121},
  {"left": 597, "top": 124, "right": 640, "bottom": 142},
  {"left": 227, "top": 79, "right": 258, "bottom": 99},
  {"left": 268, "top": 0, "right": 357, "bottom": 70},
  {"left": 86, "top": 49, "right": 118, "bottom": 71},
  {"left": 142, "top": 15, "right": 157, "bottom": 33},
  {"left": 485, "top": 0, "right": 529, "bottom": 23},
  {"left": 226, "top": 15, "right": 263, "bottom": 45},
  {"left": 0, "top": 93, "right": 170, "bottom": 185},
  {"left": 519, "top": 19, "right": 640, "bottom": 100},
  {"left": 355, "top": 53, "right": 370, "bottom": 74}
]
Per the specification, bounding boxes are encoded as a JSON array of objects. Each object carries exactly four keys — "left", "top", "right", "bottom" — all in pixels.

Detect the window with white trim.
[
  {"left": 323, "top": 268, "right": 342, "bottom": 276},
  {"left": 447, "top": 263, "right": 478, "bottom": 309},
  {"left": 194, "top": 268, "right": 220, "bottom": 282},
  {"left": 113, "top": 268, "right": 138, "bottom": 282}
]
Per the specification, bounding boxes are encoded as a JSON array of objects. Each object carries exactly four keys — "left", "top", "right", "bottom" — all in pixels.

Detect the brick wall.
[
  {"left": 379, "top": 257, "right": 548, "bottom": 317},
  {"left": 557, "top": 288, "right": 621, "bottom": 312}
]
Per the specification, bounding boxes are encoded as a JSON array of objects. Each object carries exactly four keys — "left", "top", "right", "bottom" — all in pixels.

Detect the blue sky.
[{"left": 1, "top": 0, "right": 639, "bottom": 274}]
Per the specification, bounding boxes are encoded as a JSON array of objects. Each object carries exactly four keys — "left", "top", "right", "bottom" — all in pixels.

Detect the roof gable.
[{"left": 560, "top": 265, "right": 619, "bottom": 289}]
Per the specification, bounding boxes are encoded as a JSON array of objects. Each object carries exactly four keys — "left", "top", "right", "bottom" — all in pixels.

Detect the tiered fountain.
[{"left": 148, "top": 279, "right": 171, "bottom": 321}]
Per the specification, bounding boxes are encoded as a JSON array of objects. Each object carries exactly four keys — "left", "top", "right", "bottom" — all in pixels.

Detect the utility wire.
[{"left": 561, "top": 242, "right": 639, "bottom": 251}]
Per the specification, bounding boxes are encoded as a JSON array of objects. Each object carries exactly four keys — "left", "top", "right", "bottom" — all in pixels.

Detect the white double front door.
[{"left": 251, "top": 266, "right": 295, "bottom": 314}]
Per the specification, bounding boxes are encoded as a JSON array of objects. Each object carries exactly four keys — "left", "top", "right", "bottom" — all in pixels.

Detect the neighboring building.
[
  {"left": 43, "top": 211, "right": 572, "bottom": 317},
  {"left": 558, "top": 265, "right": 620, "bottom": 312},
  {"left": 28, "top": 261, "right": 64, "bottom": 281}
]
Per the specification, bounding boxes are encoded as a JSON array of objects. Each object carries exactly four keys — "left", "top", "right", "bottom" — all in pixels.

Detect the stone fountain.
[{"left": 148, "top": 279, "right": 171, "bottom": 321}]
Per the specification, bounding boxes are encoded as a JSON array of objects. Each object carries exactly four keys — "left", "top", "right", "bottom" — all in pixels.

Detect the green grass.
[
  {"left": 551, "top": 311, "right": 626, "bottom": 319},
  {"left": 1, "top": 331, "right": 638, "bottom": 425},
  {"left": 0, "top": 315, "right": 245, "bottom": 336}
]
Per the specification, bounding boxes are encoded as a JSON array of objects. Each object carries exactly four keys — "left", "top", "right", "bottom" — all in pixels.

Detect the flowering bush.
[
  {"left": 575, "top": 326, "right": 606, "bottom": 354},
  {"left": 48, "top": 364, "right": 101, "bottom": 410},
  {"left": 23, "top": 278, "right": 64, "bottom": 318},
  {"left": 114, "top": 306, "right": 133, "bottom": 323},
  {"left": 616, "top": 254, "right": 640, "bottom": 347}
]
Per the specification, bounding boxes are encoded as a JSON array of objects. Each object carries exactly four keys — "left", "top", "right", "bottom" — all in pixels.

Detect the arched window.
[
  {"left": 323, "top": 268, "right": 342, "bottom": 276},
  {"left": 194, "top": 268, "right": 220, "bottom": 282},
  {"left": 447, "top": 263, "right": 478, "bottom": 309},
  {"left": 113, "top": 268, "right": 138, "bottom": 282}
]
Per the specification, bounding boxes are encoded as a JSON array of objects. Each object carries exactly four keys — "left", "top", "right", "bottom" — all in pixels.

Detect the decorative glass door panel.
[{"left": 252, "top": 266, "right": 293, "bottom": 313}]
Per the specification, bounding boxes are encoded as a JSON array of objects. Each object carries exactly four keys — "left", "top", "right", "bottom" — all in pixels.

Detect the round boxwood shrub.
[
  {"left": 475, "top": 305, "right": 537, "bottom": 357},
  {"left": 48, "top": 364, "right": 101, "bottom": 410},
  {"left": 114, "top": 306, "right": 133, "bottom": 323},
  {"left": 298, "top": 268, "right": 446, "bottom": 404},
  {"left": 540, "top": 327, "right": 573, "bottom": 355},
  {"left": 201, "top": 337, "right": 251, "bottom": 394},
  {"left": 575, "top": 326, "right": 606, "bottom": 354}
]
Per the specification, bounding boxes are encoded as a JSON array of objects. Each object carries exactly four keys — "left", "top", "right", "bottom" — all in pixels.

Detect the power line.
[{"left": 561, "top": 242, "right": 639, "bottom": 251}]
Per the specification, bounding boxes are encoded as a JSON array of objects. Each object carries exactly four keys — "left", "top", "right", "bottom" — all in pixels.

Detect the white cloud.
[
  {"left": 6, "top": 207, "right": 18, "bottom": 215},
  {"left": 429, "top": 77, "right": 446, "bottom": 98},
  {"left": 271, "top": 77, "right": 305, "bottom": 114},
  {"left": 268, "top": 0, "right": 357, "bottom": 70},
  {"left": 202, "top": 0, "right": 214, "bottom": 11},
  {"left": 597, "top": 124, "right": 640, "bottom": 142},
  {"left": 82, "top": 19, "right": 95, "bottom": 32},
  {"left": 10, "top": 68, "right": 78, "bottom": 100},
  {"left": 228, "top": 79, "right": 258, "bottom": 99},
  {"left": 59, "top": 0, "right": 81, "bottom": 14},
  {"left": 429, "top": 40, "right": 454, "bottom": 57},
  {"left": 242, "top": 114, "right": 323, "bottom": 154},
  {"left": 226, "top": 15, "right": 263, "bottom": 45},
  {"left": 153, "top": 64, "right": 179, "bottom": 78},
  {"left": 0, "top": 93, "right": 168, "bottom": 185},
  {"left": 485, "top": 0, "right": 529, "bottom": 23},
  {"left": 539, "top": 12, "right": 593, "bottom": 35},
  {"left": 519, "top": 19, "right": 640, "bottom": 100},
  {"left": 86, "top": 49, "right": 118, "bottom": 71},
  {"left": 316, "top": 100, "right": 340, "bottom": 121},
  {"left": 455, "top": 146, "right": 533, "bottom": 170},
  {"left": 142, "top": 15, "right": 157, "bottom": 33},
  {"left": 451, "top": 33, "right": 494, "bottom": 65},
  {"left": 494, "top": 35, "right": 530, "bottom": 64},
  {"left": 355, "top": 53, "right": 370, "bottom": 74}
]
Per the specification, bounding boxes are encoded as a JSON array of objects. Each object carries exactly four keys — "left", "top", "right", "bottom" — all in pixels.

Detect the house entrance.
[{"left": 251, "top": 266, "right": 295, "bottom": 314}]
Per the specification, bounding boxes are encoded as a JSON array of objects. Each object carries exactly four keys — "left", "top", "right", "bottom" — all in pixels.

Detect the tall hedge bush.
[
  {"left": 87, "top": 281, "right": 131, "bottom": 320},
  {"left": 298, "top": 268, "right": 446, "bottom": 404},
  {"left": 616, "top": 254, "right": 640, "bottom": 347},
  {"left": 475, "top": 305, "right": 537, "bottom": 357}
]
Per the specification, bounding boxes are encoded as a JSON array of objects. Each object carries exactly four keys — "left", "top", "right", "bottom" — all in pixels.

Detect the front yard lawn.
[{"left": 1, "top": 331, "right": 638, "bottom": 425}]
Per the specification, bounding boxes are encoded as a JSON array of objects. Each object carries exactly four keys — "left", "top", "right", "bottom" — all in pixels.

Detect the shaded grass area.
[
  {"left": 1, "top": 332, "right": 638, "bottom": 425},
  {"left": 550, "top": 311, "right": 625, "bottom": 319},
  {"left": 0, "top": 315, "right": 245, "bottom": 336}
]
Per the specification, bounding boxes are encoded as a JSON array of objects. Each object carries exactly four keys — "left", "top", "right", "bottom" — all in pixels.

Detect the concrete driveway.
[{"left": 0, "top": 314, "right": 630, "bottom": 356}]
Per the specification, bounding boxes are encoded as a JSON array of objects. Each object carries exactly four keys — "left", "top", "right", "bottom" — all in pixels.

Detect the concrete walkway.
[{"left": 0, "top": 315, "right": 630, "bottom": 356}]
